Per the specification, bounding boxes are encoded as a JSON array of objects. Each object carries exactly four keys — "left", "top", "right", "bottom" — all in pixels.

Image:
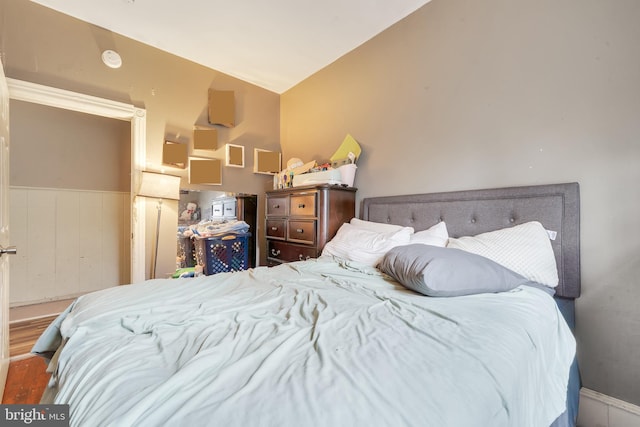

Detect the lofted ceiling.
[{"left": 30, "top": 0, "right": 432, "bottom": 94}]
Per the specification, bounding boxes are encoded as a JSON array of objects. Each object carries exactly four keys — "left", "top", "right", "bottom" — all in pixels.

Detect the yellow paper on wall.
[{"left": 330, "top": 134, "right": 361, "bottom": 163}]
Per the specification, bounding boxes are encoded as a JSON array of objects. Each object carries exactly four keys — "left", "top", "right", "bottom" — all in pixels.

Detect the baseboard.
[
  {"left": 9, "top": 298, "right": 75, "bottom": 323},
  {"left": 578, "top": 387, "right": 640, "bottom": 427},
  {"left": 9, "top": 353, "right": 38, "bottom": 362}
]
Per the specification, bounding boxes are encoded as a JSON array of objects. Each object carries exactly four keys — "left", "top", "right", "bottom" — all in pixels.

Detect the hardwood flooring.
[
  {"left": 2, "top": 356, "right": 49, "bottom": 404},
  {"left": 9, "top": 315, "right": 57, "bottom": 357},
  {"left": 2, "top": 315, "right": 57, "bottom": 404}
]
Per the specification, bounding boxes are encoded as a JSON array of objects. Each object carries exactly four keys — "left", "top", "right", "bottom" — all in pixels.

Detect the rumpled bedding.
[{"left": 34, "top": 258, "right": 575, "bottom": 427}]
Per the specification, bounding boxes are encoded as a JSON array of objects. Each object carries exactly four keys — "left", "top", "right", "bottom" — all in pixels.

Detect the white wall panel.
[
  {"left": 54, "top": 191, "right": 80, "bottom": 296},
  {"left": 27, "top": 190, "right": 56, "bottom": 301},
  {"left": 9, "top": 187, "right": 130, "bottom": 306},
  {"left": 8, "top": 189, "right": 28, "bottom": 304},
  {"left": 78, "top": 192, "right": 102, "bottom": 293},
  {"left": 101, "top": 192, "right": 123, "bottom": 289},
  {"left": 122, "top": 195, "right": 131, "bottom": 284}
]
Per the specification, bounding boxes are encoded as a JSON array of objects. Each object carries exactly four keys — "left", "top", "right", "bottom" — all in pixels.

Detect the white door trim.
[
  {"left": 0, "top": 57, "right": 11, "bottom": 397},
  {"left": 7, "top": 79, "right": 147, "bottom": 283}
]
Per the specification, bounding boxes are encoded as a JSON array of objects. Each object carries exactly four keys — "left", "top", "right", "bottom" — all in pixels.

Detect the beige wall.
[
  {"left": 10, "top": 100, "right": 130, "bottom": 191},
  {"left": 282, "top": 0, "right": 640, "bottom": 408},
  {"left": 1, "top": 1, "right": 280, "bottom": 275}
]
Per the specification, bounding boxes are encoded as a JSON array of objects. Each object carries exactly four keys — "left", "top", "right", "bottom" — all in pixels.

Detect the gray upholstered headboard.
[{"left": 361, "top": 183, "right": 580, "bottom": 299}]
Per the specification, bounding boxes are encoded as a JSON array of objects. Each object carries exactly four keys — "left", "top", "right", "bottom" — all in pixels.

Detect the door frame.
[
  {"left": 7, "top": 79, "right": 147, "bottom": 283},
  {"left": 0, "top": 57, "right": 10, "bottom": 395}
]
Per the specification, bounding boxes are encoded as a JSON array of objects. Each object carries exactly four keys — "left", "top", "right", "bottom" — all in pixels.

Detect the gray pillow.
[{"left": 378, "top": 244, "right": 530, "bottom": 297}]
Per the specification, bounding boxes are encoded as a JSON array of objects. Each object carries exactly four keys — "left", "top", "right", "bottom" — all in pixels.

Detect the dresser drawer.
[
  {"left": 267, "top": 196, "right": 288, "bottom": 216},
  {"left": 266, "top": 219, "right": 286, "bottom": 239},
  {"left": 267, "top": 240, "right": 318, "bottom": 264},
  {"left": 289, "top": 193, "right": 316, "bottom": 217},
  {"left": 287, "top": 220, "right": 316, "bottom": 245}
]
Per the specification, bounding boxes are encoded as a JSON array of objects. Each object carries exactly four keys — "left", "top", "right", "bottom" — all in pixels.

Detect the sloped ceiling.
[{"left": 30, "top": 0, "right": 432, "bottom": 94}]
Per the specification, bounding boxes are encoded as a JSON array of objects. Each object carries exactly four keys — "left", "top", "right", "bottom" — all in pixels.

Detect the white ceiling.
[{"left": 31, "top": 0, "right": 431, "bottom": 94}]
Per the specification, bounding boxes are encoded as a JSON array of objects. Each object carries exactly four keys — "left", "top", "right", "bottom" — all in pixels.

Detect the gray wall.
[
  {"left": 1, "top": 1, "right": 280, "bottom": 275},
  {"left": 281, "top": 0, "right": 640, "bottom": 407}
]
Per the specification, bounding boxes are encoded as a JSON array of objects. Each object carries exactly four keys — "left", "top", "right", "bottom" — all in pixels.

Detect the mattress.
[{"left": 34, "top": 258, "right": 575, "bottom": 427}]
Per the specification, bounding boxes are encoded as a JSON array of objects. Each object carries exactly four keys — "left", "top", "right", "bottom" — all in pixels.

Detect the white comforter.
[{"left": 36, "top": 258, "right": 575, "bottom": 427}]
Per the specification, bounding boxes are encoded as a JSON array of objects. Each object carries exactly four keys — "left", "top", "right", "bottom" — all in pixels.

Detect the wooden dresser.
[{"left": 265, "top": 184, "right": 356, "bottom": 266}]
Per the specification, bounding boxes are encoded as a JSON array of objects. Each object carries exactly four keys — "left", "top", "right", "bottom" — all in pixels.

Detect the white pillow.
[
  {"left": 446, "top": 221, "right": 558, "bottom": 287},
  {"left": 410, "top": 222, "right": 449, "bottom": 247},
  {"left": 321, "top": 223, "right": 412, "bottom": 267},
  {"left": 350, "top": 218, "right": 414, "bottom": 234}
]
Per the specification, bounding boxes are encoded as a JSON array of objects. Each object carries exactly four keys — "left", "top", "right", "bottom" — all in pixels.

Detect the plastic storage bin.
[{"left": 194, "top": 233, "right": 251, "bottom": 275}]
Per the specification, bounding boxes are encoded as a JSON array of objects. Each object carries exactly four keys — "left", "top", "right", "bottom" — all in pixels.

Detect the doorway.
[
  {"left": 6, "top": 78, "right": 147, "bottom": 283},
  {"left": 9, "top": 100, "right": 131, "bottom": 307}
]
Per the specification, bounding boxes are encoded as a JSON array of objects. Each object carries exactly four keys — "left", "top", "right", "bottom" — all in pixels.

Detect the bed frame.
[{"left": 361, "top": 182, "right": 580, "bottom": 299}]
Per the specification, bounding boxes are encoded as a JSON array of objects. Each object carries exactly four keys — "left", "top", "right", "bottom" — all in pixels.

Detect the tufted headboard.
[{"left": 361, "top": 183, "right": 580, "bottom": 299}]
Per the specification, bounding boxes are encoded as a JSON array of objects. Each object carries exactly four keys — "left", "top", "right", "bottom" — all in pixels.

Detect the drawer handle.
[
  {"left": 299, "top": 254, "right": 311, "bottom": 261},
  {"left": 271, "top": 248, "right": 281, "bottom": 257},
  {"left": 298, "top": 203, "right": 305, "bottom": 208},
  {"left": 225, "top": 207, "right": 233, "bottom": 211},
  {"left": 271, "top": 226, "right": 278, "bottom": 231},
  {"left": 296, "top": 228, "right": 304, "bottom": 233},
  {"left": 273, "top": 204, "right": 280, "bottom": 209}
]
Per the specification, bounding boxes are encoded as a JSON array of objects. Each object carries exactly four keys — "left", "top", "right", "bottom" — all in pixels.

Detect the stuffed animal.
[{"left": 180, "top": 202, "right": 197, "bottom": 221}]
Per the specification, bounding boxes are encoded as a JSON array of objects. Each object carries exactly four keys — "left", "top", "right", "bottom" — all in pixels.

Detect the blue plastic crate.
[{"left": 194, "top": 233, "right": 251, "bottom": 275}]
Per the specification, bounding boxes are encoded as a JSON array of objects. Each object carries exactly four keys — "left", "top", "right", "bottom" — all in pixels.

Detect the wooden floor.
[
  {"left": 2, "top": 356, "right": 49, "bottom": 404},
  {"left": 9, "top": 315, "right": 58, "bottom": 357},
  {"left": 2, "top": 315, "right": 57, "bottom": 404}
]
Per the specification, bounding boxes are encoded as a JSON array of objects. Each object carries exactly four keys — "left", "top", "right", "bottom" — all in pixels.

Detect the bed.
[{"left": 34, "top": 182, "right": 580, "bottom": 427}]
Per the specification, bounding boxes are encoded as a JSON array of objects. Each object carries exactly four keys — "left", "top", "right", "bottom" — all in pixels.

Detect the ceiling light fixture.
[{"left": 101, "top": 50, "right": 122, "bottom": 69}]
